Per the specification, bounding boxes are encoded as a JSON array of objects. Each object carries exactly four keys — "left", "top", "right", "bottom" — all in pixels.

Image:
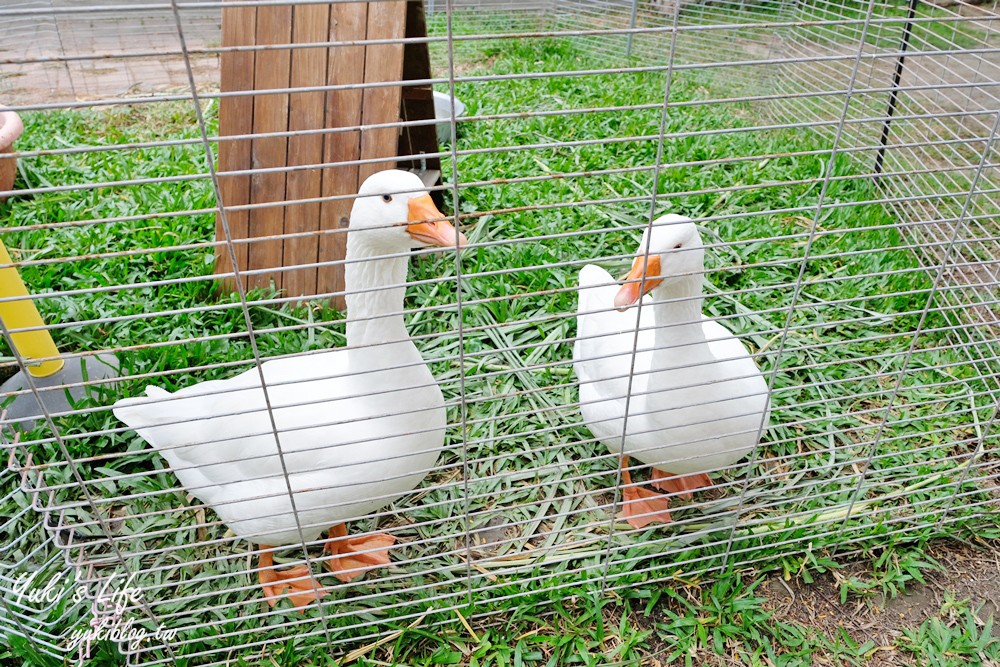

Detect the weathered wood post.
[{"left": 215, "top": 0, "right": 440, "bottom": 310}]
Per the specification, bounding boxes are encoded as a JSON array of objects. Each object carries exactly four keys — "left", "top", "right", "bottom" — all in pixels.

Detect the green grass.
[
  {"left": 2, "top": 22, "right": 998, "bottom": 667},
  {"left": 898, "top": 596, "right": 999, "bottom": 667}
]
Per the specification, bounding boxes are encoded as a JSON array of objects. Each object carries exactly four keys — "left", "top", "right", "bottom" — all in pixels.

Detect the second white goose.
[{"left": 574, "top": 215, "right": 770, "bottom": 528}]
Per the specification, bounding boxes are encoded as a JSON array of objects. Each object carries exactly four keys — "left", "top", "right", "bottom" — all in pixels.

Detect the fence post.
[{"left": 874, "top": 0, "right": 920, "bottom": 183}]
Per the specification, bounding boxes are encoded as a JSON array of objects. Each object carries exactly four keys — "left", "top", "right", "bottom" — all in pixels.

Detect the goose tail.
[{"left": 112, "top": 386, "right": 178, "bottom": 454}]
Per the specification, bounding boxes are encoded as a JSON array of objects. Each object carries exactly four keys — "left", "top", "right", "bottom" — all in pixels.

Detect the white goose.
[
  {"left": 114, "top": 170, "right": 466, "bottom": 608},
  {"left": 573, "top": 215, "right": 770, "bottom": 528}
]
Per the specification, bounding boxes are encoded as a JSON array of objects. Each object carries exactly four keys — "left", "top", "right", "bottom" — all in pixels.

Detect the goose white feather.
[
  {"left": 574, "top": 214, "right": 770, "bottom": 524},
  {"left": 114, "top": 340, "right": 444, "bottom": 545}
]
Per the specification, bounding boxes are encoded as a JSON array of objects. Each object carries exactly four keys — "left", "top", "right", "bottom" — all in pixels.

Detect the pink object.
[{"left": 0, "top": 105, "right": 24, "bottom": 201}]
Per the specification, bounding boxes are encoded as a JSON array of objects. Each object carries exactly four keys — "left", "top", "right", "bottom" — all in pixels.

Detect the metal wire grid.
[
  {"left": 0, "top": 0, "right": 547, "bottom": 108},
  {"left": 1, "top": 0, "right": 999, "bottom": 663},
  {"left": 553, "top": 0, "right": 791, "bottom": 79},
  {"left": 0, "top": 1, "right": 222, "bottom": 103},
  {"left": 0, "top": 462, "right": 89, "bottom": 658},
  {"left": 778, "top": 0, "right": 1000, "bottom": 160},
  {"left": 773, "top": 0, "right": 1000, "bottom": 422}
]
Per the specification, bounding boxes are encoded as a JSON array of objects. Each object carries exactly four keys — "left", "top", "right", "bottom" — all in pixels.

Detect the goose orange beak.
[
  {"left": 613, "top": 255, "right": 663, "bottom": 311},
  {"left": 406, "top": 195, "right": 467, "bottom": 248}
]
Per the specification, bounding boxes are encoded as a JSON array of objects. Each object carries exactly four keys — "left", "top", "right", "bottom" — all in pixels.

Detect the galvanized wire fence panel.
[
  {"left": 0, "top": 462, "right": 89, "bottom": 659},
  {"left": 1, "top": 0, "right": 998, "bottom": 664},
  {"left": 775, "top": 0, "right": 1000, "bottom": 440},
  {"left": 1, "top": 1, "right": 221, "bottom": 102}
]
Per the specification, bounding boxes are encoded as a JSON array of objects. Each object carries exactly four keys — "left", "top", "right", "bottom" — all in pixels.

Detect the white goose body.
[
  {"left": 113, "top": 171, "right": 461, "bottom": 549},
  {"left": 115, "top": 331, "right": 444, "bottom": 546},
  {"left": 574, "top": 215, "right": 770, "bottom": 486}
]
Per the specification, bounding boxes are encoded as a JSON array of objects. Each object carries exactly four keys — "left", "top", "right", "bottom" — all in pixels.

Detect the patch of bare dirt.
[
  {"left": 760, "top": 539, "right": 1000, "bottom": 666},
  {"left": 636, "top": 538, "right": 1000, "bottom": 666}
]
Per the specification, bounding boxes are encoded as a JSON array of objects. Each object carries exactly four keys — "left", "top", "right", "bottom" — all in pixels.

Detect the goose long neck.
[
  {"left": 344, "top": 237, "right": 410, "bottom": 346},
  {"left": 650, "top": 274, "right": 707, "bottom": 355}
]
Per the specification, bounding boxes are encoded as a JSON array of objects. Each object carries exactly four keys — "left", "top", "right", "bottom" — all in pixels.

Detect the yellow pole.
[{"left": 0, "top": 238, "right": 64, "bottom": 377}]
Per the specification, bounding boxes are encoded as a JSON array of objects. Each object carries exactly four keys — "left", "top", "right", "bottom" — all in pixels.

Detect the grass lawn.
[{"left": 2, "top": 14, "right": 998, "bottom": 667}]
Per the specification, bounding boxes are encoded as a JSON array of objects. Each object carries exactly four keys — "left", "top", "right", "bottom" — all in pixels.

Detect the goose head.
[
  {"left": 614, "top": 214, "right": 704, "bottom": 311},
  {"left": 350, "top": 170, "right": 467, "bottom": 253}
]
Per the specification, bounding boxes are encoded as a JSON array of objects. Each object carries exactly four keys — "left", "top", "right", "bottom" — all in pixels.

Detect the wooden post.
[
  {"left": 284, "top": 3, "right": 330, "bottom": 298},
  {"left": 359, "top": 1, "right": 407, "bottom": 182},
  {"left": 317, "top": 1, "right": 368, "bottom": 306},
  {"left": 397, "top": 0, "right": 444, "bottom": 208},
  {"left": 216, "top": 0, "right": 441, "bottom": 310},
  {"left": 214, "top": 4, "right": 255, "bottom": 293},
  {"left": 246, "top": 4, "right": 292, "bottom": 292}
]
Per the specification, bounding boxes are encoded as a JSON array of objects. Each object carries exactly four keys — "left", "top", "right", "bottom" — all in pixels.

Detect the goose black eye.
[
  {"left": 381, "top": 194, "right": 393, "bottom": 203},
  {"left": 673, "top": 243, "right": 683, "bottom": 249}
]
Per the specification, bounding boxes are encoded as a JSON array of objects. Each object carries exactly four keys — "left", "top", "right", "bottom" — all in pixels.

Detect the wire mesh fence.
[{"left": 1, "top": 0, "right": 998, "bottom": 664}]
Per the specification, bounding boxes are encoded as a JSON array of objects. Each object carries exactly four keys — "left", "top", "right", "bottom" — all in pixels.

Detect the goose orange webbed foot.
[
  {"left": 650, "top": 468, "right": 712, "bottom": 500},
  {"left": 621, "top": 483, "right": 674, "bottom": 528},
  {"left": 258, "top": 547, "right": 326, "bottom": 611},
  {"left": 323, "top": 524, "right": 395, "bottom": 583},
  {"left": 619, "top": 456, "right": 674, "bottom": 528}
]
